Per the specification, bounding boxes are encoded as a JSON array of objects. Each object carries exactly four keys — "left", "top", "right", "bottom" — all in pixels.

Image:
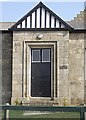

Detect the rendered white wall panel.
[
  {"left": 61, "top": 23, "right": 65, "bottom": 28},
  {"left": 46, "top": 12, "right": 49, "bottom": 28},
  {"left": 27, "top": 16, "right": 30, "bottom": 28},
  {"left": 56, "top": 20, "right": 59, "bottom": 28},
  {"left": 41, "top": 8, "right": 45, "bottom": 28},
  {"left": 17, "top": 24, "right": 21, "bottom": 28},
  {"left": 51, "top": 16, "right": 54, "bottom": 28},
  {"left": 37, "top": 8, "right": 40, "bottom": 28},
  {"left": 22, "top": 20, "right": 25, "bottom": 28}
]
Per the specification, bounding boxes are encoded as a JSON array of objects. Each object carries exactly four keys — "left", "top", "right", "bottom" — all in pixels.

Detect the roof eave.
[{"left": 9, "top": 27, "right": 73, "bottom": 31}]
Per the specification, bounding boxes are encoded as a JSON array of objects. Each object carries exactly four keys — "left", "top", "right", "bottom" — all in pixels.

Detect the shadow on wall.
[
  {"left": 2, "top": 32, "right": 13, "bottom": 104},
  {"left": 84, "top": 80, "right": 86, "bottom": 103}
]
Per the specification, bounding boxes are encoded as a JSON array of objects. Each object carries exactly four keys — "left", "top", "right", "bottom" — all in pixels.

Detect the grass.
[
  {"left": 1, "top": 105, "right": 81, "bottom": 120},
  {"left": 8, "top": 110, "right": 80, "bottom": 119}
]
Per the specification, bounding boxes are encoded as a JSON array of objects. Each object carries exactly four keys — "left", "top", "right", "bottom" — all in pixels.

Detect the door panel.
[
  {"left": 31, "top": 48, "right": 51, "bottom": 97},
  {"left": 31, "top": 63, "right": 41, "bottom": 77},
  {"left": 31, "top": 63, "right": 41, "bottom": 97}
]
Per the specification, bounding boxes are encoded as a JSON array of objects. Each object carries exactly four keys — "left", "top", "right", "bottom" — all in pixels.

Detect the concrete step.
[{"left": 22, "top": 99, "right": 59, "bottom": 106}]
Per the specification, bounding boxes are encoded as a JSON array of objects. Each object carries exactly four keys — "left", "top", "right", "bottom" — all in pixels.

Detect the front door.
[{"left": 31, "top": 48, "right": 51, "bottom": 97}]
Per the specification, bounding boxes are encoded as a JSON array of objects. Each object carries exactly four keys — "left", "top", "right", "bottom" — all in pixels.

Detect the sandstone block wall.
[
  {"left": 69, "top": 33, "right": 85, "bottom": 104},
  {"left": 12, "top": 31, "right": 85, "bottom": 105}
]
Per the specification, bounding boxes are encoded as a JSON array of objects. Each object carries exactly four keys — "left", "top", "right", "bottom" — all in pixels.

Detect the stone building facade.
[{"left": 1, "top": 2, "right": 86, "bottom": 105}]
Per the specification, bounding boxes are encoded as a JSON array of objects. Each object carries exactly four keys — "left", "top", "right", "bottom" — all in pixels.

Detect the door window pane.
[
  {"left": 42, "top": 49, "right": 50, "bottom": 62},
  {"left": 32, "top": 49, "right": 40, "bottom": 62}
]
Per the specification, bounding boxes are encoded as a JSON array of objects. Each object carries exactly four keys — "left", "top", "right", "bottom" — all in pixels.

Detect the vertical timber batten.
[{"left": 40, "top": 7, "right": 42, "bottom": 28}]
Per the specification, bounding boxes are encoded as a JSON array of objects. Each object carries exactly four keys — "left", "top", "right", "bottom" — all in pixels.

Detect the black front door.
[{"left": 31, "top": 48, "right": 51, "bottom": 97}]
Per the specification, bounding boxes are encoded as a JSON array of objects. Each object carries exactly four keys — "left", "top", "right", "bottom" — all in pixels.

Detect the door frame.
[{"left": 23, "top": 41, "right": 57, "bottom": 100}]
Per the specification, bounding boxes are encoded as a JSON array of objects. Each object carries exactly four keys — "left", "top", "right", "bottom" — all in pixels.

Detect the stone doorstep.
[{"left": 22, "top": 100, "right": 59, "bottom": 106}]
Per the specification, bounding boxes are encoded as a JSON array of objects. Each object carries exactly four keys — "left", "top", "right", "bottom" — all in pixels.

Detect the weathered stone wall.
[
  {"left": 2, "top": 31, "right": 12, "bottom": 104},
  {"left": 69, "top": 33, "right": 85, "bottom": 104},
  {"left": 12, "top": 31, "right": 85, "bottom": 105}
]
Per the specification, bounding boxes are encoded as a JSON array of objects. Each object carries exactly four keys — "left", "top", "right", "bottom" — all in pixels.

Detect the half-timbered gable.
[{"left": 10, "top": 2, "right": 72, "bottom": 31}]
